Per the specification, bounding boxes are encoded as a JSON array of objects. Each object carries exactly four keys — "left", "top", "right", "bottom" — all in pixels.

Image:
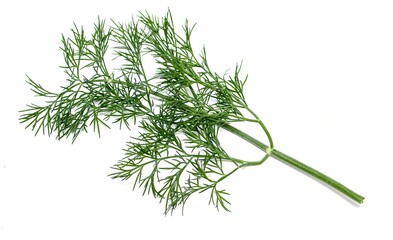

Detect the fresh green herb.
[{"left": 20, "top": 10, "right": 364, "bottom": 214}]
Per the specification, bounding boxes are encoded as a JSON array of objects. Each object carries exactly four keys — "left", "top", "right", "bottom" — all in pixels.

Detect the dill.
[{"left": 20, "top": 10, "right": 364, "bottom": 214}]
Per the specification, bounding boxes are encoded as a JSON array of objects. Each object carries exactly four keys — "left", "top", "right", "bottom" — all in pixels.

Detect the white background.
[{"left": 1, "top": 0, "right": 392, "bottom": 239}]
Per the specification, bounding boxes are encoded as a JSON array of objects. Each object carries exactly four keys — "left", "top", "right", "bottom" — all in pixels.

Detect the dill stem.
[{"left": 221, "top": 124, "right": 365, "bottom": 204}]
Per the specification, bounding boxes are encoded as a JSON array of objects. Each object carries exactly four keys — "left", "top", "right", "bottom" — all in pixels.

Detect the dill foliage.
[{"left": 20, "top": 10, "right": 364, "bottom": 214}]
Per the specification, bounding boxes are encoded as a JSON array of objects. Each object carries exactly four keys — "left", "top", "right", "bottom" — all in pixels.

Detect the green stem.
[
  {"left": 245, "top": 106, "right": 274, "bottom": 148},
  {"left": 221, "top": 123, "right": 365, "bottom": 204}
]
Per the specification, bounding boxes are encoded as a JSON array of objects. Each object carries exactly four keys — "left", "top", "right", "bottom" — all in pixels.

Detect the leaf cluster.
[{"left": 20, "top": 10, "right": 269, "bottom": 214}]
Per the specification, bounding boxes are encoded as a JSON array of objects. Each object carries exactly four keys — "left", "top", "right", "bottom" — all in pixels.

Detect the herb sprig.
[{"left": 20, "top": 10, "right": 364, "bottom": 214}]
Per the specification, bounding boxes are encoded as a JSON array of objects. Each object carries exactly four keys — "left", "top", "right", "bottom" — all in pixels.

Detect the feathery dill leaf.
[{"left": 20, "top": 10, "right": 364, "bottom": 214}]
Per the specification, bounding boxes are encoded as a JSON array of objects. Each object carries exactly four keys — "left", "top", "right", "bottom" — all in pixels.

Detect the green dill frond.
[{"left": 20, "top": 10, "right": 364, "bottom": 214}]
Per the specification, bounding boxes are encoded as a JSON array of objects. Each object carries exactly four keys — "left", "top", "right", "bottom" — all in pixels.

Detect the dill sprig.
[{"left": 20, "top": 10, "right": 364, "bottom": 214}]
